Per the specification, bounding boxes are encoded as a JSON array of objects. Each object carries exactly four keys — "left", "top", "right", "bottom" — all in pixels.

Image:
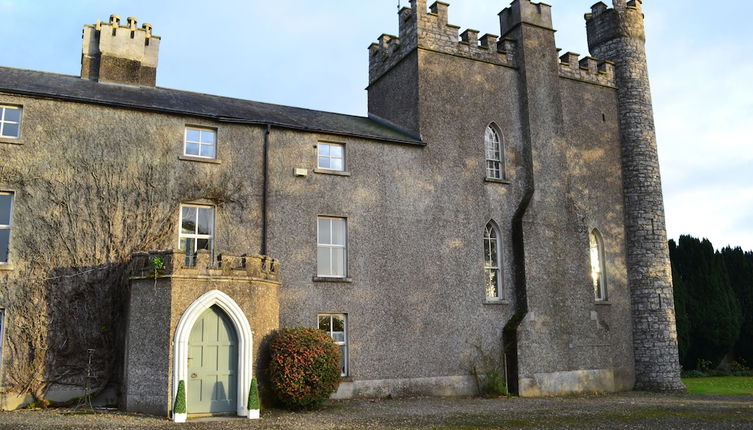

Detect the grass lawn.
[{"left": 682, "top": 376, "right": 753, "bottom": 395}]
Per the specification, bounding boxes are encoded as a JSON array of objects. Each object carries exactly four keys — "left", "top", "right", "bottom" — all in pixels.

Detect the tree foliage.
[
  {"left": 669, "top": 236, "right": 743, "bottom": 369},
  {"left": 268, "top": 327, "right": 340, "bottom": 409},
  {"left": 719, "top": 246, "right": 753, "bottom": 366}
]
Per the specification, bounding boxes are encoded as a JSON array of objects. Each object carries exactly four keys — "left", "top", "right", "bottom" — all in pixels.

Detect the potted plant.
[
  {"left": 247, "top": 377, "right": 260, "bottom": 419},
  {"left": 173, "top": 380, "right": 187, "bottom": 423}
]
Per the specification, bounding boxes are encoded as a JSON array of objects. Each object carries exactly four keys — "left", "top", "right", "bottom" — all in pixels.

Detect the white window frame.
[
  {"left": 0, "top": 106, "right": 22, "bottom": 139},
  {"left": 178, "top": 204, "right": 214, "bottom": 265},
  {"left": 0, "top": 308, "right": 4, "bottom": 377},
  {"left": 0, "top": 192, "right": 13, "bottom": 265},
  {"left": 484, "top": 221, "right": 502, "bottom": 300},
  {"left": 183, "top": 127, "right": 217, "bottom": 159},
  {"left": 317, "top": 217, "right": 347, "bottom": 278},
  {"left": 589, "top": 229, "right": 607, "bottom": 301},
  {"left": 318, "top": 313, "right": 348, "bottom": 377},
  {"left": 485, "top": 124, "right": 503, "bottom": 179},
  {"left": 317, "top": 142, "right": 345, "bottom": 171}
]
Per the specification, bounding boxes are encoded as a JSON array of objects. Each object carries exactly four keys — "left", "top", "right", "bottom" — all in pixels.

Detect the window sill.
[
  {"left": 0, "top": 264, "right": 15, "bottom": 271},
  {"left": 178, "top": 155, "right": 221, "bottom": 164},
  {"left": 340, "top": 376, "right": 353, "bottom": 382},
  {"left": 314, "top": 168, "right": 351, "bottom": 177},
  {"left": 312, "top": 276, "right": 353, "bottom": 283},
  {"left": 483, "top": 298, "right": 509, "bottom": 305},
  {"left": 484, "top": 177, "right": 510, "bottom": 184},
  {"left": 0, "top": 138, "right": 23, "bottom": 145},
  {"left": 594, "top": 300, "right": 611, "bottom": 306}
]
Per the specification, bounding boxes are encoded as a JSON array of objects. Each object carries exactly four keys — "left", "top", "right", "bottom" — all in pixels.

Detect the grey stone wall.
[{"left": 586, "top": 0, "right": 685, "bottom": 391}]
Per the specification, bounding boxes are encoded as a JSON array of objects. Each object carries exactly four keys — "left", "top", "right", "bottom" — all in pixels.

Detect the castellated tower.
[
  {"left": 81, "top": 15, "right": 160, "bottom": 86},
  {"left": 586, "top": 0, "right": 685, "bottom": 391}
]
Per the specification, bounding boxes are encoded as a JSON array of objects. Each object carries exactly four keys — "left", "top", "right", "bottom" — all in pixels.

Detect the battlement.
[
  {"left": 499, "top": 0, "right": 553, "bottom": 37},
  {"left": 368, "top": 0, "right": 516, "bottom": 85},
  {"left": 129, "top": 249, "right": 280, "bottom": 282},
  {"left": 558, "top": 51, "right": 615, "bottom": 87},
  {"left": 81, "top": 14, "right": 161, "bottom": 86},
  {"left": 585, "top": 0, "right": 645, "bottom": 50}
]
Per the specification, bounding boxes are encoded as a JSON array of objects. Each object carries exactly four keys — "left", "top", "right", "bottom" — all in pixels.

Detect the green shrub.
[
  {"left": 268, "top": 327, "right": 340, "bottom": 409},
  {"left": 708, "top": 368, "right": 729, "bottom": 377},
  {"left": 247, "top": 377, "right": 260, "bottom": 410},
  {"left": 682, "top": 369, "right": 707, "bottom": 378},
  {"left": 174, "top": 380, "right": 187, "bottom": 414},
  {"left": 480, "top": 370, "right": 508, "bottom": 397}
]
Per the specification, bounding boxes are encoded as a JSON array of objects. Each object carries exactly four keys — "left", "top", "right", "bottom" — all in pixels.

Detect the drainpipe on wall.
[{"left": 261, "top": 124, "right": 271, "bottom": 256}]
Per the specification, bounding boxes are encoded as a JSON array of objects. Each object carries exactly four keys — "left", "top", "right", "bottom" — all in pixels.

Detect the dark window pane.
[
  {"left": 0, "top": 194, "right": 11, "bottom": 225},
  {"left": 197, "top": 208, "right": 213, "bottom": 235},
  {"left": 182, "top": 206, "right": 196, "bottom": 231},
  {"left": 332, "top": 315, "right": 344, "bottom": 332},
  {"left": 197, "top": 238, "right": 210, "bottom": 251},
  {"left": 339, "top": 345, "right": 346, "bottom": 375},
  {"left": 318, "top": 315, "right": 330, "bottom": 332},
  {"left": 0, "top": 229, "right": 9, "bottom": 263}
]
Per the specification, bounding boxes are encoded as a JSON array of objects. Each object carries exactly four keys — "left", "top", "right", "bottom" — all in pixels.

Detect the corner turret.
[{"left": 586, "top": 0, "right": 685, "bottom": 392}]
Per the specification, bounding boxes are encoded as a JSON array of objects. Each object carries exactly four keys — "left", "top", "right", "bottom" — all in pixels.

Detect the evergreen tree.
[
  {"left": 670, "top": 236, "right": 742, "bottom": 368},
  {"left": 669, "top": 240, "right": 691, "bottom": 367},
  {"left": 720, "top": 246, "right": 753, "bottom": 367}
]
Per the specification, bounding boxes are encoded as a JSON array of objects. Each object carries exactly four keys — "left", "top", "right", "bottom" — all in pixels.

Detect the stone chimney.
[{"left": 81, "top": 15, "right": 161, "bottom": 86}]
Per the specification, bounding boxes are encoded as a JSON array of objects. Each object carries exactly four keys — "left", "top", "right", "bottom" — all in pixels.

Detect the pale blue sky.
[{"left": 2, "top": 0, "right": 752, "bottom": 250}]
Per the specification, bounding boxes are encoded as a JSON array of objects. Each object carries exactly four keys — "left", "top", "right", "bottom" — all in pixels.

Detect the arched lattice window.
[
  {"left": 589, "top": 229, "right": 607, "bottom": 301},
  {"left": 485, "top": 124, "right": 503, "bottom": 179},
  {"left": 484, "top": 221, "right": 502, "bottom": 299}
]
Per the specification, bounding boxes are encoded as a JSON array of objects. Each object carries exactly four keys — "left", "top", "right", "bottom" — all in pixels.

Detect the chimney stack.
[{"left": 81, "top": 14, "right": 161, "bottom": 86}]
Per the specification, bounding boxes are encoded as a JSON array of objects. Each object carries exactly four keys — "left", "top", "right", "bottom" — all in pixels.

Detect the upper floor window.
[
  {"left": 184, "top": 127, "right": 216, "bottom": 159},
  {"left": 589, "top": 229, "right": 607, "bottom": 301},
  {"left": 317, "top": 143, "right": 344, "bottom": 171},
  {"left": 0, "top": 192, "right": 13, "bottom": 264},
  {"left": 484, "top": 221, "right": 502, "bottom": 300},
  {"left": 317, "top": 217, "right": 347, "bottom": 277},
  {"left": 318, "top": 313, "right": 348, "bottom": 376},
  {"left": 0, "top": 106, "right": 22, "bottom": 139},
  {"left": 485, "top": 124, "right": 503, "bottom": 179},
  {"left": 179, "top": 204, "right": 214, "bottom": 265}
]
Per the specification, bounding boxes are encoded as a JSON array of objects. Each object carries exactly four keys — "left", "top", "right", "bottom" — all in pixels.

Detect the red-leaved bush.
[{"left": 268, "top": 327, "right": 340, "bottom": 409}]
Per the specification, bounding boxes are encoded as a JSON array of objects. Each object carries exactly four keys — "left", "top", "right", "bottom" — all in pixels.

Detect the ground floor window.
[{"left": 318, "top": 313, "right": 348, "bottom": 377}]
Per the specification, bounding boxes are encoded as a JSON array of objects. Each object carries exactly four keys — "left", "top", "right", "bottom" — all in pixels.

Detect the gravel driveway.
[{"left": 1, "top": 392, "right": 752, "bottom": 429}]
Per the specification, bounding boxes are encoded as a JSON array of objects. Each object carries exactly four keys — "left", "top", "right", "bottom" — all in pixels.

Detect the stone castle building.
[{"left": 0, "top": 0, "right": 684, "bottom": 418}]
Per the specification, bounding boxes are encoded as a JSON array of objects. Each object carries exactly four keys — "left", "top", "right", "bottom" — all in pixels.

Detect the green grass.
[{"left": 682, "top": 376, "right": 753, "bottom": 395}]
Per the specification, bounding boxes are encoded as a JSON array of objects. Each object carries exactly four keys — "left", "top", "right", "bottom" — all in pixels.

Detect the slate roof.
[{"left": 0, "top": 66, "right": 422, "bottom": 145}]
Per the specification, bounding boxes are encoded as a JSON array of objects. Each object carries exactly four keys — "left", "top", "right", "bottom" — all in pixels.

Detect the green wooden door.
[{"left": 188, "top": 305, "right": 238, "bottom": 414}]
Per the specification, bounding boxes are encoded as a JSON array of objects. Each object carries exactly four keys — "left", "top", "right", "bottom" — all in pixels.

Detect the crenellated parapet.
[
  {"left": 129, "top": 249, "right": 280, "bottom": 282},
  {"left": 585, "top": 0, "right": 645, "bottom": 48},
  {"left": 558, "top": 52, "right": 615, "bottom": 87},
  {"left": 368, "top": 0, "right": 517, "bottom": 84}
]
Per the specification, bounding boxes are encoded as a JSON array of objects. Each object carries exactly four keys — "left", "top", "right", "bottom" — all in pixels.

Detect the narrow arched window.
[
  {"left": 484, "top": 222, "right": 502, "bottom": 299},
  {"left": 485, "top": 125, "right": 503, "bottom": 179},
  {"left": 589, "top": 229, "right": 607, "bottom": 301}
]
